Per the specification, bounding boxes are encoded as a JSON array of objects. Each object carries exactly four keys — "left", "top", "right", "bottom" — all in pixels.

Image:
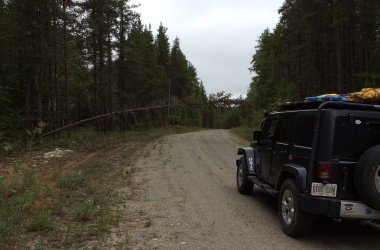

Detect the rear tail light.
[{"left": 318, "top": 162, "right": 331, "bottom": 179}]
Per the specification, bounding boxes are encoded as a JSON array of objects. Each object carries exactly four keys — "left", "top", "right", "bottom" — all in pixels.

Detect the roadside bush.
[{"left": 222, "top": 108, "right": 242, "bottom": 129}]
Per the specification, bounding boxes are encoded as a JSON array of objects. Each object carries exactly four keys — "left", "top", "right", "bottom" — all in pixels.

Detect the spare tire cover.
[{"left": 355, "top": 145, "right": 380, "bottom": 210}]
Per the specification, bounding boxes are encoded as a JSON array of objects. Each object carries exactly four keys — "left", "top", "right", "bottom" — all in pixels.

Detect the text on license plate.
[{"left": 311, "top": 182, "right": 337, "bottom": 197}]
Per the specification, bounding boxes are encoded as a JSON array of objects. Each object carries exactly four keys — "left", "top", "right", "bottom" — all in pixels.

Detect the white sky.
[{"left": 130, "top": 0, "right": 284, "bottom": 98}]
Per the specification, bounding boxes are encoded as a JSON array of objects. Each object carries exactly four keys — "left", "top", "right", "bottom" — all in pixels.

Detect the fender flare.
[
  {"left": 237, "top": 147, "right": 257, "bottom": 175},
  {"left": 276, "top": 163, "right": 307, "bottom": 193}
]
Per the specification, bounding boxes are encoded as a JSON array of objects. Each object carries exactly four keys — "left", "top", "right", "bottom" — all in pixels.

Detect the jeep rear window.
[
  {"left": 333, "top": 116, "right": 380, "bottom": 160},
  {"left": 294, "top": 116, "right": 315, "bottom": 147}
]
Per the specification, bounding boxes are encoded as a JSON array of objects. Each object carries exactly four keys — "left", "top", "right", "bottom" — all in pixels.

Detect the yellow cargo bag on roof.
[{"left": 347, "top": 88, "right": 380, "bottom": 103}]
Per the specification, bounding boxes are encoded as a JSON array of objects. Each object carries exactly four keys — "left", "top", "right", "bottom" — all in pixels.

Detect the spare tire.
[{"left": 355, "top": 145, "right": 380, "bottom": 210}]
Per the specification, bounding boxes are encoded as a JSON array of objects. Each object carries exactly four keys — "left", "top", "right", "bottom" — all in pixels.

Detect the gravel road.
[{"left": 124, "top": 130, "right": 380, "bottom": 249}]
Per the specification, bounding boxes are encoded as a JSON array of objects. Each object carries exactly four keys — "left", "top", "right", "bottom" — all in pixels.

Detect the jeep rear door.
[{"left": 260, "top": 116, "right": 278, "bottom": 179}]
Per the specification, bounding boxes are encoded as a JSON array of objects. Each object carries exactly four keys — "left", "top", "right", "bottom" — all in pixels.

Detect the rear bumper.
[{"left": 299, "top": 194, "right": 380, "bottom": 219}]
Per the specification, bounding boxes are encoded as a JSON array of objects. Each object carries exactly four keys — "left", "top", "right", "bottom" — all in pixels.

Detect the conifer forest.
[
  {"left": 1, "top": 0, "right": 380, "bottom": 145},
  {"left": 0, "top": 0, "right": 216, "bottom": 145},
  {"left": 246, "top": 0, "right": 380, "bottom": 113}
]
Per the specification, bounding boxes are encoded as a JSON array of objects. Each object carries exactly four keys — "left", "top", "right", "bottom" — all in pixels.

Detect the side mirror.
[{"left": 253, "top": 130, "right": 263, "bottom": 141}]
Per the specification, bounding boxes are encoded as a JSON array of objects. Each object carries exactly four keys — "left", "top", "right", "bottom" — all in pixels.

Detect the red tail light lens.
[{"left": 318, "top": 162, "right": 331, "bottom": 179}]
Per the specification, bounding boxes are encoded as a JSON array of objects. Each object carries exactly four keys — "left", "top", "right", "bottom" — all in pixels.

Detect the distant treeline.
[
  {"left": 245, "top": 0, "right": 380, "bottom": 119},
  {"left": 0, "top": 0, "right": 224, "bottom": 145}
]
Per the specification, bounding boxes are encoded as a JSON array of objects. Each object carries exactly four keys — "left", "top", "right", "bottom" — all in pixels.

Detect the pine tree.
[
  {"left": 80, "top": 0, "right": 119, "bottom": 133},
  {"left": 169, "top": 37, "right": 190, "bottom": 99}
]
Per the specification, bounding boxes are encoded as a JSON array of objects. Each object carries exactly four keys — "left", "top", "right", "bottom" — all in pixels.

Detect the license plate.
[{"left": 311, "top": 182, "right": 337, "bottom": 197}]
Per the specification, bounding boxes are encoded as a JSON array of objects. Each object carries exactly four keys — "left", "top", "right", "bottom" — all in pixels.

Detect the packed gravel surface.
[{"left": 116, "top": 129, "right": 380, "bottom": 249}]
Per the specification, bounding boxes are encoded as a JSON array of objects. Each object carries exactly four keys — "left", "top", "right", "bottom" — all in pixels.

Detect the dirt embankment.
[{"left": 111, "top": 130, "right": 380, "bottom": 249}]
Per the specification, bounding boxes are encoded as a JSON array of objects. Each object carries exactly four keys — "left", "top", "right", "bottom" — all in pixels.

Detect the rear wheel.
[
  {"left": 355, "top": 145, "right": 380, "bottom": 210},
  {"left": 236, "top": 157, "right": 254, "bottom": 194},
  {"left": 278, "top": 179, "right": 313, "bottom": 237}
]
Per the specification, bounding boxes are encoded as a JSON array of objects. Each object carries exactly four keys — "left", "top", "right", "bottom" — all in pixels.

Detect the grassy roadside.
[
  {"left": 0, "top": 126, "right": 199, "bottom": 249},
  {"left": 230, "top": 126, "right": 257, "bottom": 142}
]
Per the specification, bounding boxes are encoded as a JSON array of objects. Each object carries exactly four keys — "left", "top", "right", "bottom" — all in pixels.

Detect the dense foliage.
[
  {"left": 246, "top": 0, "right": 380, "bottom": 118},
  {"left": 0, "top": 0, "right": 213, "bottom": 145}
]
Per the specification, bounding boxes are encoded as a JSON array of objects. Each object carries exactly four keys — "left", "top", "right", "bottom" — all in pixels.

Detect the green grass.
[
  {"left": 0, "top": 164, "right": 119, "bottom": 247},
  {"left": 25, "top": 210, "right": 53, "bottom": 232},
  {"left": 56, "top": 172, "right": 84, "bottom": 190},
  {"left": 0, "top": 172, "right": 52, "bottom": 245},
  {"left": 230, "top": 126, "right": 256, "bottom": 141},
  {"left": 0, "top": 125, "right": 201, "bottom": 248}
]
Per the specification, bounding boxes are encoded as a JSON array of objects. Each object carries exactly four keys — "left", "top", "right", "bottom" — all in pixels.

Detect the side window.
[
  {"left": 277, "top": 116, "right": 295, "bottom": 143},
  {"left": 263, "top": 118, "right": 277, "bottom": 140},
  {"left": 294, "top": 116, "right": 316, "bottom": 147}
]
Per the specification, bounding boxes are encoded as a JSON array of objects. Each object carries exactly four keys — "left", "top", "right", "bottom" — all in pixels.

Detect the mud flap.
[{"left": 237, "top": 147, "right": 259, "bottom": 175}]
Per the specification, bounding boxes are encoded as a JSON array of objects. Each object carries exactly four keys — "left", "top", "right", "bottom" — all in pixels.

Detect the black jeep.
[{"left": 236, "top": 100, "right": 380, "bottom": 237}]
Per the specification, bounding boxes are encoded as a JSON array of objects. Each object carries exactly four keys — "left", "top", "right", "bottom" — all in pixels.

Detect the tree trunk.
[
  {"left": 93, "top": 34, "right": 99, "bottom": 133},
  {"left": 336, "top": 26, "right": 342, "bottom": 93},
  {"left": 34, "top": 68, "right": 44, "bottom": 144},
  {"left": 49, "top": 60, "right": 57, "bottom": 140},
  {"left": 63, "top": 0, "right": 71, "bottom": 138},
  {"left": 23, "top": 78, "right": 32, "bottom": 146},
  {"left": 53, "top": 6, "right": 61, "bottom": 139},
  {"left": 99, "top": 31, "right": 106, "bottom": 134},
  {"left": 107, "top": 33, "right": 113, "bottom": 131}
]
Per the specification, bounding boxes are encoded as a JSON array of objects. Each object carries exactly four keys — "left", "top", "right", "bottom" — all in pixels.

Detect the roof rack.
[
  {"left": 277, "top": 100, "right": 330, "bottom": 111},
  {"left": 277, "top": 88, "right": 380, "bottom": 111}
]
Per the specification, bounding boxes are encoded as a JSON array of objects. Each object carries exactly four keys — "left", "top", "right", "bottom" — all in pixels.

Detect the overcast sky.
[{"left": 130, "top": 0, "right": 284, "bottom": 98}]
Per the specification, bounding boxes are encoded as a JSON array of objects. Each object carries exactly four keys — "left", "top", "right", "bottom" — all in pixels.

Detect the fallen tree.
[{"left": 41, "top": 93, "right": 244, "bottom": 140}]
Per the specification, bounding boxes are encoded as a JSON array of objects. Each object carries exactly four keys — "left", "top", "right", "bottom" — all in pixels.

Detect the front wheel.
[
  {"left": 236, "top": 157, "right": 254, "bottom": 194},
  {"left": 278, "top": 179, "right": 313, "bottom": 237}
]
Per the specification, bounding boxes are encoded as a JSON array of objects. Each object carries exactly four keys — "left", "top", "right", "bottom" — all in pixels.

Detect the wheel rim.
[
  {"left": 281, "top": 189, "right": 294, "bottom": 225},
  {"left": 237, "top": 164, "right": 244, "bottom": 187},
  {"left": 375, "top": 164, "right": 380, "bottom": 193}
]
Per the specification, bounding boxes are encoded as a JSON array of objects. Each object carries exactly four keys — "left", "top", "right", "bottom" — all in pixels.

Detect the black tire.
[
  {"left": 278, "top": 179, "right": 313, "bottom": 237},
  {"left": 236, "top": 157, "right": 254, "bottom": 194},
  {"left": 355, "top": 145, "right": 380, "bottom": 210}
]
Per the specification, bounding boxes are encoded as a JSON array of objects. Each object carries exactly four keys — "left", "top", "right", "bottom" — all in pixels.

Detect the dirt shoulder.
[{"left": 110, "top": 129, "right": 380, "bottom": 249}]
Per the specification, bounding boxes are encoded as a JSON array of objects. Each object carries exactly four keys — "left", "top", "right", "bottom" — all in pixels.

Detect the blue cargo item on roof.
[{"left": 305, "top": 94, "right": 348, "bottom": 101}]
